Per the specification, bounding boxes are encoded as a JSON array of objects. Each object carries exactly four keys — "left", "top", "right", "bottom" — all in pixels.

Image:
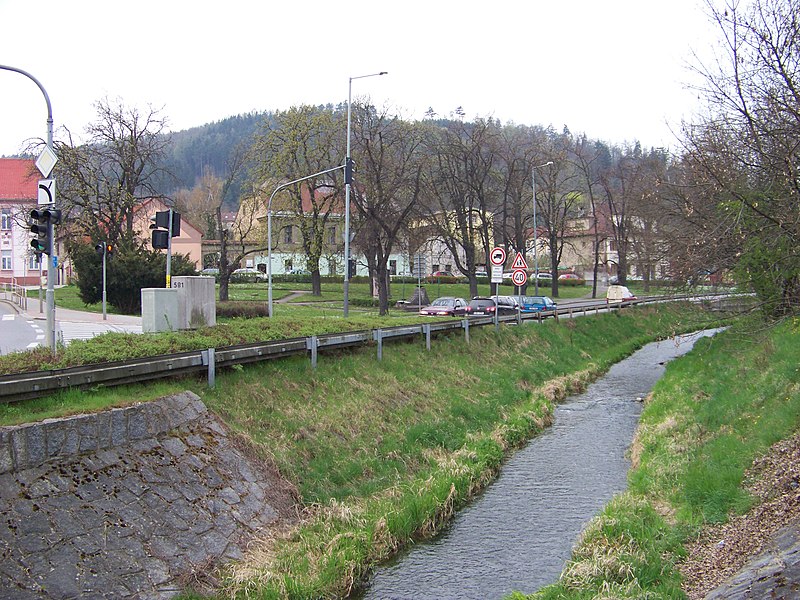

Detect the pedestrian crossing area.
[
  {"left": 1, "top": 313, "right": 141, "bottom": 350},
  {"left": 56, "top": 321, "right": 142, "bottom": 345}
]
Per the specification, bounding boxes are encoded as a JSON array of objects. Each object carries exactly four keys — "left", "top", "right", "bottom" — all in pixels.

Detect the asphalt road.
[{"left": 0, "top": 301, "right": 43, "bottom": 355}]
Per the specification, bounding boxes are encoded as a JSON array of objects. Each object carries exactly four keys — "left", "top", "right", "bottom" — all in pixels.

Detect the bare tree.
[
  {"left": 350, "top": 103, "right": 425, "bottom": 314},
  {"left": 54, "top": 98, "right": 171, "bottom": 248},
  {"left": 421, "top": 117, "right": 501, "bottom": 297},
  {"left": 678, "top": 0, "right": 800, "bottom": 314}
]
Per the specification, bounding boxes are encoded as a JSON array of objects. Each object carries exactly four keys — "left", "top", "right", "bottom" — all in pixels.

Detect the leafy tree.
[{"left": 250, "top": 105, "right": 344, "bottom": 296}]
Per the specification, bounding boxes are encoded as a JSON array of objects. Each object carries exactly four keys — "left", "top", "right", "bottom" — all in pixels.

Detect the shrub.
[
  {"left": 217, "top": 301, "right": 270, "bottom": 318},
  {"left": 70, "top": 240, "right": 196, "bottom": 314}
]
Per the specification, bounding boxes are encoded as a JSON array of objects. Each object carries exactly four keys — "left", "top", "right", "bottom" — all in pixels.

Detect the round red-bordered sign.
[
  {"left": 490, "top": 247, "right": 506, "bottom": 266},
  {"left": 511, "top": 269, "right": 527, "bottom": 286}
]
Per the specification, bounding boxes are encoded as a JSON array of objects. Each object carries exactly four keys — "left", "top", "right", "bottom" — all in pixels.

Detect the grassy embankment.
[
  {"left": 0, "top": 293, "right": 719, "bottom": 598},
  {"left": 512, "top": 315, "right": 800, "bottom": 599},
  {"left": 190, "top": 304, "right": 714, "bottom": 598}
]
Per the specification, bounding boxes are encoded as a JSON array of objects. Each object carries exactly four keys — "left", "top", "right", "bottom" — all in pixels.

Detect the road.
[
  {"left": 0, "top": 298, "right": 142, "bottom": 355},
  {"left": 0, "top": 302, "right": 43, "bottom": 354}
]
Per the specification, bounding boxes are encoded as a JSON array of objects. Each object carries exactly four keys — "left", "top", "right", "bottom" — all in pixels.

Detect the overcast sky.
[{"left": 0, "top": 0, "right": 716, "bottom": 158}]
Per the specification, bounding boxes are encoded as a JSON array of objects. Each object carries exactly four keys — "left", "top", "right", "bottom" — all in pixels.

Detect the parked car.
[
  {"left": 533, "top": 272, "right": 552, "bottom": 280},
  {"left": 419, "top": 297, "right": 468, "bottom": 317},
  {"left": 428, "top": 270, "right": 456, "bottom": 280},
  {"left": 200, "top": 268, "right": 219, "bottom": 277},
  {"left": 520, "top": 295, "right": 557, "bottom": 315},
  {"left": 231, "top": 267, "right": 267, "bottom": 281},
  {"left": 606, "top": 285, "right": 637, "bottom": 303},
  {"left": 491, "top": 295, "right": 520, "bottom": 312},
  {"left": 288, "top": 268, "right": 310, "bottom": 275},
  {"left": 558, "top": 273, "right": 580, "bottom": 280},
  {"left": 462, "top": 297, "right": 498, "bottom": 317}
]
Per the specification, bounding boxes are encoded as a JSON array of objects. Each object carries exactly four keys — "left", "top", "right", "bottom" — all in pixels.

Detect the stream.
[{"left": 360, "top": 330, "right": 720, "bottom": 600}]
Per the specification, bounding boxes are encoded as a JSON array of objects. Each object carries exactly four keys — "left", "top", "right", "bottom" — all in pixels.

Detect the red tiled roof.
[{"left": 0, "top": 158, "right": 37, "bottom": 200}]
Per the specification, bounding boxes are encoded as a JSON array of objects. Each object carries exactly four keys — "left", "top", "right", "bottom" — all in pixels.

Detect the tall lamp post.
[
  {"left": 532, "top": 161, "right": 553, "bottom": 295},
  {"left": 344, "top": 71, "right": 387, "bottom": 317},
  {"left": 1, "top": 65, "right": 56, "bottom": 353}
]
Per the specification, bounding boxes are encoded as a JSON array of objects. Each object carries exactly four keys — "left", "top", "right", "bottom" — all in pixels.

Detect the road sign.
[
  {"left": 35, "top": 146, "right": 58, "bottom": 178},
  {"left": 511, "top": 269, "right": 528, "bottom": 286},
  {"left": 491, "top": 265, "right": 503, "bottom": 283},
  {"left": 490, "top": 247, "right": 506, "bottom": 266},
  {"left": 38, "top": 179, "right": 55, "bottom": 205},
  {"left": 511, "top": 251, "right": 528, "bottom": 271}
]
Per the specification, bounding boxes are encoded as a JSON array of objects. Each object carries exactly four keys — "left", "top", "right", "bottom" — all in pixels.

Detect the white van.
[{"left": 606, "top": 285, "right": 636, "bottom": 303}]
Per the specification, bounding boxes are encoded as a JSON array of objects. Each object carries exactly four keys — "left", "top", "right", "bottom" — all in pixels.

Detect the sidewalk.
[{"left": 15, "top": 300, "right": 142, "bottom": 326}]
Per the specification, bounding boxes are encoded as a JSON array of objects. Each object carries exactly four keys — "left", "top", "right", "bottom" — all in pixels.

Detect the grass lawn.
[{"left": 50, "top": 280, "right": 594, "bottom": 316}]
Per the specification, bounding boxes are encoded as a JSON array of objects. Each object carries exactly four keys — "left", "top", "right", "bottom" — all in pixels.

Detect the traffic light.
[
  {"left": 150, "top": 210, "right": 181, "bottom": 248},
  {"left": 106, "top": 243, "right": 114, "bottom": 256},
  {"left": 151, "top": 229, "right": 169, "bottom": 249},
  {"left": 29, "top": 208, "right": 61, "bottom": 256},
  {"left": 95, "top": 242, "right": 105, "bottom": 256},
  {"left": 348, "top": 258, "right": 357, "bottom": 278},
  {"left": 345, "top": 157, "right": 355, "bottom": 185}
]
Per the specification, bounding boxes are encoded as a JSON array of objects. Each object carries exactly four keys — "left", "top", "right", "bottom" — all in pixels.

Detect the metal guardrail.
[{"left": 0, "top": 293, "right": 738, "bottom": 403}]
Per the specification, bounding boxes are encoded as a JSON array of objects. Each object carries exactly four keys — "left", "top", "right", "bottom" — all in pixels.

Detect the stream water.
[{"left": 360, "top": 330, "right": 720, "bottom": 600}]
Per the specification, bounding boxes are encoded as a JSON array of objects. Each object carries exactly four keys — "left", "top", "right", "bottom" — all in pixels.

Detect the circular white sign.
[
  {"left": 511, "top": 269, "right": 528, "bottom": 286},
  {"left": 490, "top": 247, "right": 507, "bottom": 266}
]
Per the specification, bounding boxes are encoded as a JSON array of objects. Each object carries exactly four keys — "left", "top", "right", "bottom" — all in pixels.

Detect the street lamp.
[
  {"left": 532, "top": 161, "right": 553, "bottom": 295},
  {"left": 267, "top": 164, "right": 345, "bottom": 317},
  {"left": 344, "top": 71, "right": 387, "bottom": 317}
]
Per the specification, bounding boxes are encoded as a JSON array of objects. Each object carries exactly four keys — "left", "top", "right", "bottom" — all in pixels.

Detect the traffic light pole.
[
  {"left": 2, "top": 64, "right": 56, "bottom": 353},
  {"left": 101, "top": 242, "right": 107, "bottom": 320}
]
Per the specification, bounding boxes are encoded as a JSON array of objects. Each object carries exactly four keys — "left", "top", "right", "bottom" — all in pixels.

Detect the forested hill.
[{"left": 156, "top": 111, "right": 273, "bottom": 205}]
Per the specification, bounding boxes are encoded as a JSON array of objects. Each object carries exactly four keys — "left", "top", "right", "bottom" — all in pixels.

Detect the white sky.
[{"left": 0, "top": 0, "right": 715, "bottom": 157}]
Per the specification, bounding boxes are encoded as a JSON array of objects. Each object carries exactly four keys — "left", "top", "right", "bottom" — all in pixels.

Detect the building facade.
[{"left": 0, "top": 158, "right": 43, "bottom": 286}]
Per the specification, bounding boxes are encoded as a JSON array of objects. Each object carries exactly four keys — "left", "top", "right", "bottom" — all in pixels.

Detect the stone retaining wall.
[
  {"left": 0, "top": 392, "right": 294, "bottom": 599},
  {"left": 0, "top": 393, "right": 206, "bottom": 475}
]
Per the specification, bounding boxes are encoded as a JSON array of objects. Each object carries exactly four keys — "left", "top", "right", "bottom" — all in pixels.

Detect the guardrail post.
[
  {"left": 306, "top": 335, "right": 318, "bottom": 368},
  {"left": 374, "top": 329, "right": 383, "bottom": 361},
  {"left": 203, "top": 348, "right": 216, "bottom": 388},
  {"left": 462, "top": 318, "right": 470, "bottom": 343},
  {"left": 422, "top": 324, "right": 431, "bottom": 350}
]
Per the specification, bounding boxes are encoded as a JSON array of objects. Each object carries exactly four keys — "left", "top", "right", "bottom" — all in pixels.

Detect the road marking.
[{"left": 2, "top": 314, "right": 13, "bottom": 321}]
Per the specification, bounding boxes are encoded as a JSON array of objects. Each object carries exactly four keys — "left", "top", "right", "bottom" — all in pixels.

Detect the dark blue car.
[{"left": 520, "top": 295, "right": 557, "bottom": 315}]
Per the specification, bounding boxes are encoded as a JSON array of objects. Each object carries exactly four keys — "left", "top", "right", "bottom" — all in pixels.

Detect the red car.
[{"left": 419, "top": 297, "right": 468, "bottom": 316}]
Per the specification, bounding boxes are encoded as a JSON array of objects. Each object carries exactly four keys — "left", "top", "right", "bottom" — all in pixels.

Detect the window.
[
  {"left": 1, "top": 251, "right": 11, "bottom": 270},
  {"left": 389, "top": 260, "right": 397, "bottom": 276},
  {"left": 328, "top": 258, "right": 337, "bottom": 276},
  {"left": 284, "top": 226, "right": 293, "bottom": 244},
  {"left": 29, "top": 254, "right": 40, "bottom": 270},
  {"left": 328, "top": 226, "right": 337, "bottom": 245},
  {"left": 432, "top": 264, "right": 440, "bottom": 273},
  {"left": 0, "top": 209, "right": 10, "bottom": 231},
  {"left": 284, "top": 260, "right": 293, "bottom": 272}
]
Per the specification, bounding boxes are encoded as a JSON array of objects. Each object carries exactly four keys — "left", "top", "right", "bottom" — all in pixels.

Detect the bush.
[
  {"left": 70, "top": 241, "right": 197, "bottom": 314},
  {"left": 558, "top": 278, "right": 586, "bottom": 287},
  {"left": 217, "top": 301, "right": 270, "bottom": 318}
]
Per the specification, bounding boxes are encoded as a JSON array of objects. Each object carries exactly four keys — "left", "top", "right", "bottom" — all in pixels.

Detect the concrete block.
[{"left": 141, "top": 288, "right": 181, "bottom": 333}]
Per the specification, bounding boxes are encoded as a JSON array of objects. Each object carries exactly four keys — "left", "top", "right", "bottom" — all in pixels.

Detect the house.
[
  {"left": 0, "top": 158, "right": 44, "bottom": 286},
  {"left": 133, "top": 198, "right": 204, "bottom": 268}
]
